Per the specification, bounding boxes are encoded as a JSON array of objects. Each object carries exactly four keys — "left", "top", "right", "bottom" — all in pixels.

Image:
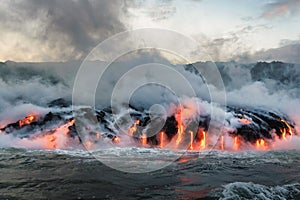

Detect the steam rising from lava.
[
  {"left": 0, "top": 97, "right": 298, "bottom": 151},
  {"left": 0, "top": 61, "right": 300, "bottom": 151}
]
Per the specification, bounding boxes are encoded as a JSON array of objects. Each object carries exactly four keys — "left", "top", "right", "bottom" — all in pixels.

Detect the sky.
[{"left": 0, "top": 0, "right": 300, "bottom": 63}]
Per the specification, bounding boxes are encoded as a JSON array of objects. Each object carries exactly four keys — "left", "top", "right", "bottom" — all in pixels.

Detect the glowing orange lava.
[
  {"left": 19, "top": 115, "right": 36, "bottom": 127},
  {"left": 176, "top": 124, "right": 184, "bottom": 146},
  {"left": 129, "top": 120, "right": 139, "bottom": 135},
  {"left": 112, "top": 136, "right": 120, "bottom": 143},
  {"left": 256, "top": 138, "right": 267, "bottom": 150},
  {"left": 189, "top": 131, "right": 194, "bottom": 150},
  {"left": 175, "top": 106, "right": 185, "bottom": 146},
  {"left": 45, "top": 119, "right": 75, "bottom": 149},
  {"left": 63, "top": 119, "right": 75, "bottom": 135},
  {"left": 199, "top": 131, "right": 206, "bottom": 149},
  {"left": 281, "top": 119, "right": 293, "bottom": 137},
  {"left": 233, "top": 136, "right": 239, "bottom": 150},
  {"left": 221, "top": 135, "right": 224, "bottom": 151},
  {"left": 48, "top": 135, "right": 56, "bottom": 142},
  {"left": 141, "top": 133, "right": 147, "bottom": 146},
  {"left": 281, "top": 128, "right": 287, "bottom": 140},
  {"left": 238, "top": 118, "right": 251, "bottom": 125},
  {"left": 45, "top": 135, "right": 57, "bottom": 149},
  {"left": 160, "top": 131, "right": 165, "bottom": 148}
]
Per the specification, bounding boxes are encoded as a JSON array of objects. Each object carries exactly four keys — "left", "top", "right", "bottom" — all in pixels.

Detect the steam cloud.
[{"left": 1, "top": 57, "right": 300, "bottom": 150}]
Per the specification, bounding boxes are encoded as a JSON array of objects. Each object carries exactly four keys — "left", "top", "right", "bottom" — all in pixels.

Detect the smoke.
[
  {"left": 1, "top": 58, "right": 300, "bottom": 150},
  {"left": 1, "top": 59, "right": 300, "bottom": 114},
  {"left": 235, "top": 43, "right": 300, "bottom": 64},
  {"left": 0, "top": 61, "right": 71, "bottom": 112}
]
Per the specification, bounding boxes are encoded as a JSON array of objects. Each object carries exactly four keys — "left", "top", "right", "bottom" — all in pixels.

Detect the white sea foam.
[{"left": 220, "top": 182, "right": 300, "bottom": 200}]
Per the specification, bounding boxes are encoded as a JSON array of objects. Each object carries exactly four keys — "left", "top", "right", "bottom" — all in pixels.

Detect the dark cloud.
[
  {"left": 261, "top": 0, "right": 300, "bottom": 18},
  {"left": 0, "top": 0, "right": 127, "bottom": 61},
  {"left": 0, "top": 0, "right": 184, "bottom": 61}
]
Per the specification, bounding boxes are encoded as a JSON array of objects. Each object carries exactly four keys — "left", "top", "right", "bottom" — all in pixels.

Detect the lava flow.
[
  {"left": 175, "top": 107, "right": 184, "bottom": 147},
  {"left": 199, "top": 130, "right": 206, "bottom": 149},
  {"left": 159, "top": 131, "right": 165, "bottom": 148},
  {"left": 44, "top": 119, "right": 75, "bottom": 149},
  {"left": 124, "top": 105, "right": 298, "bottom": 151},
  {"left": 221, "top": 136, "right": 225, "bottom": 151},
  {"left": 129, "top": 120, "right": 140, "bottom": 135},
  {"left": 281, "top": 119, "right": 293, "bottom": 138},
  {"left": 256, "top": 139, "right": 267, "bottom": 150},
  {"left": 233, "top": 136, "right": 239, "bottom": 150},
  {"left": 19, "top": 115, "right": 36, "bottom": 127},
  {"left": 189, "top": 131, "right": 194, "bottom": 150},
  {"left": 0, "top": 102, "right": 298, "bottom": 151}
]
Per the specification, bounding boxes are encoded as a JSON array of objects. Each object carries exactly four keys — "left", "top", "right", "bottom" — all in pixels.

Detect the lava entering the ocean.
[{"left": 0, "top": 101, "right": 298, "bottom": 151}]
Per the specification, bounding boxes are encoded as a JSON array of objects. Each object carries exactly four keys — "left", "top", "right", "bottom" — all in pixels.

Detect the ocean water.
[{"left": 0, "top": 148, "right": 299, "bottom": 199}]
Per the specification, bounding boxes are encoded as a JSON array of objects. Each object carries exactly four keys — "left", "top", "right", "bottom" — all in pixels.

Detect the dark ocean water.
[{"left": 0, "top": 148, "right": 299, "bottom": 200}]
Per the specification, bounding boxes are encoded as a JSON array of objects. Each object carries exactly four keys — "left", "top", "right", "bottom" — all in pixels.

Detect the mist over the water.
[
  {"left": 0, "top": 56, "right": 299, "bottom": 150},
  {"left": 1, "top": 59, "right": 300, "bottom": 119}
]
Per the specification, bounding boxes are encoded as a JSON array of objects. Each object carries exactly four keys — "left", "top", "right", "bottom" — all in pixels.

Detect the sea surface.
[{"left": 0, "top": 148, "right": 299, "bottom": 199}]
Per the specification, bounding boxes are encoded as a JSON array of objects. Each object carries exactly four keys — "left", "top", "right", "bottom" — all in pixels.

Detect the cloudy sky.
[{"left": 0, "top": 0, "right": 299, "bottom": 63}]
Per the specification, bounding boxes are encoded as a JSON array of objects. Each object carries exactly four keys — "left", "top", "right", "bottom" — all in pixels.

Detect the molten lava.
[
  {"left": 176, "top": 124, "right": 184, "bottom": 146},
  {"left": 238, "top": 118, "right": 251, "bottom": 125},
  {"left": 141, "top": 133, "right": 147, "bottom": 146},
  {"left": 44, "top": 119, "right": 75, "bottom": 149},
  {"left": 281, "top": 119, "right": 293, "bottom": 137},
  {"left": 233, "top": 136, "right": 239, "bottom": 150},
  {"left": 281, "top": 128, "right": 287, "bottom": 140},
  {"left": 0, "top": 103, "right": 297, "bottom": 152},
  {"left": 129, "top": 120, "right": 140, "bottom": 135},
  {"left": 48, "top": 135, "right": 56, "bottom": 142},
  {"left": 19, "top": 115, "right": 36, "bottom": 127},
  {"left": 189, "top": 131, "right": 194, "bottom": 150},
  {"left": 199, "top": 130, "right": 206, "bottom": 149},
  {"left": 175, "top": 106, "right": 184, "bottom": 146},
  {"left": 221, "top": 136, "right": 224, "bottom": 151},
  {"left": 112, "top": 136, "right": 120, "bottom": 143},
  {"left": 256, "top": 139, "right": 267, "bottom": 150},
  {"left": 46, "top": 135, "right": 57, "bottom": 149},
  {"left": 160, "top": 131, "right": 165, "bottom": 148}
]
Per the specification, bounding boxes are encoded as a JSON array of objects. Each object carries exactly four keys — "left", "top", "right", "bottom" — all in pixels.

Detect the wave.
[{"left": 219, "top": 182, "right": 300, "bottom": 200}]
